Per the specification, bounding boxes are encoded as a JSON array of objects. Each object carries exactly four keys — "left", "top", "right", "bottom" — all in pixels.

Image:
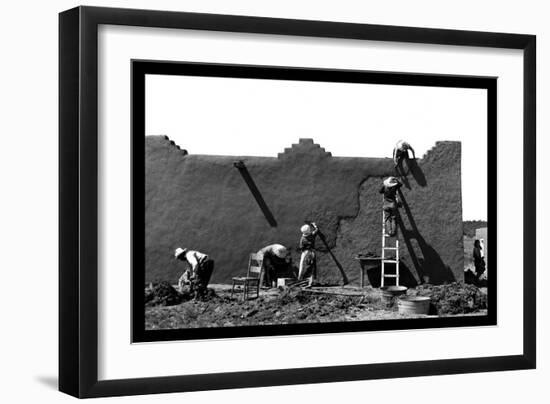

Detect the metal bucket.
[
  {"left": 380, "top": 286, "right": 408, "bottom": 306},
  {"left": 397, "top": 296, "right": 431, "bottom": 315}
]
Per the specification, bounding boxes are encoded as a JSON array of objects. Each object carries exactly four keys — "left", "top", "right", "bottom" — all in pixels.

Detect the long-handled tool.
[{"left": 307, "top": 222, "right": 349, "bottom": 285}]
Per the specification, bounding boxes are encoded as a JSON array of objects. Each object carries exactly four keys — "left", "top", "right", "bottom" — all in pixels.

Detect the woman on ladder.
[{"left": 379, "top": 177, "right": 402, "bottom": 237}]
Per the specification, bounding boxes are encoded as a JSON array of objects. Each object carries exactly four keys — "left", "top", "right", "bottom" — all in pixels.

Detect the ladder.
[{"left": 381, "top": 208, "right": 400, "bottom": 287}]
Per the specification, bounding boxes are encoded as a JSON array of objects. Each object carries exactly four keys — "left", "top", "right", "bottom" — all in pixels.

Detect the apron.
[{"left": 298, "top": 249, "right": 316, "bottom": 280}]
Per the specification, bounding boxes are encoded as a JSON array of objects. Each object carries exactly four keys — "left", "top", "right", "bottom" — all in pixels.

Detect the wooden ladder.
[{"left": 381, "top": 208, "right": 400, "bottom": 287}]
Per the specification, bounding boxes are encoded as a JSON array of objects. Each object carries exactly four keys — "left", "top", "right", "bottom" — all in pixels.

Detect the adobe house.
[{"left": 145, "top": 136, "right": 464, "bottom": 286}]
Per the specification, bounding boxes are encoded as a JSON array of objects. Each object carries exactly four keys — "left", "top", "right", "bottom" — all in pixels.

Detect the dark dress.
[
  {"left": 298, "top": 233, "right": 317, "bottom": 281},
  {"left": 473, "top": 246, "right": 486, "bottom": 278},
  {"left": 379, "top": 183, "right": 402, "bottom": 236},
  {"left": 191, "top": 254, "right": 215, "bottom": 297}
]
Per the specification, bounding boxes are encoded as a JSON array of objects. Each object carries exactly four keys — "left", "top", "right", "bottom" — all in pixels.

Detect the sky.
[{"left": 145, "top": 74, "right": 487, "bottom": 221}]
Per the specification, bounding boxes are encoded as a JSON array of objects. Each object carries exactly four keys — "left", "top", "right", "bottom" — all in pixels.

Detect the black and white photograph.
[
  {"left": 0, "top": 0, "right": 545, "bottom": 402},
  {"left": 135, "top": 61, "right": 495, "bottom": 341},
  {"left": 50, "top": 3, "right": 539, "bottom": 400}
]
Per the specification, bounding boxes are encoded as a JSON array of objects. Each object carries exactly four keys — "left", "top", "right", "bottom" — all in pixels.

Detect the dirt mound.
[
  {"left": 145, "top": 282, "right": 186, "bottom": 306},
  {"left": 145, "top": 282, "right": 219, "bottom": 306},
  {"left": 409, "top": 282, "right": 487, "bottom": 314}
]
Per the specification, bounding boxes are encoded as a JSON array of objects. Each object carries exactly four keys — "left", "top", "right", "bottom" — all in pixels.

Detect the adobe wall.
[{"left": 145, "top": 136, "right": 463, "bottom": 286}]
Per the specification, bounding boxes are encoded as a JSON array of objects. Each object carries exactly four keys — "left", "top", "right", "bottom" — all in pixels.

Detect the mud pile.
[
  {"left": 145, "top": 282, "right": 185, "bottom": 307},
  {"left": 409, "top": 282, "right": 487, "bottom": 314},
  {"left": 145, "top": 282, "right": 219, "bottom": 306}
]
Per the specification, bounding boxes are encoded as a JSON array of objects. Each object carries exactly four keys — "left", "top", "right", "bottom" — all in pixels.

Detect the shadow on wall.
[
  {"left": 408, "top": 158, "right": 427, "bottom": 187},
  {"left": 397, "top": 189, "right": 456, "bottom": 284},
  {"left": 396, "top": 158, "right": 427, "bottom": 189}
]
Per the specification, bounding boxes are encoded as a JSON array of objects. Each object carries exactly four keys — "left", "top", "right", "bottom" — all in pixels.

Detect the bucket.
[
  {"left": 397, "top": 296, "right": 431, "bottom": 315},
  {"left": 380, "top": 286, "right": 408, "bottom": 306}
]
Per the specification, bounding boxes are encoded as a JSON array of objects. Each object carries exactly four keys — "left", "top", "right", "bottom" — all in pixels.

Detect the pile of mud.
[
  {"left": 145, "top": 282, "right": 184, "bottom": 306},
  {"left": 145, "top": 282, "right": 218, "bottom": 306},
  {"left": 409, "top": 282, "right": 487, "bottom": 314}
]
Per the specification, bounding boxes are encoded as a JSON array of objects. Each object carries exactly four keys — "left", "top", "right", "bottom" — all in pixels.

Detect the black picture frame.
[
  {"left": 131, "top": 60, "right": 497, "bottom": 343},
  {"left": 59, "top": 6, "right": 536, "bottom": 398}
]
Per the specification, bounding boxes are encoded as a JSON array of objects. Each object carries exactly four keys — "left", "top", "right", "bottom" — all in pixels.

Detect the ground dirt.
[
  {"left": 145, "top": 283, "right": 487, "bottom": 330},
  {"left": 407, "top": 282, "right": 487, "bottom": 315}
]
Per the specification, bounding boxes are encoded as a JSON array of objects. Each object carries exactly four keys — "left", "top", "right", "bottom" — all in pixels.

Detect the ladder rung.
[{"left": 381, "top": 204, "right": 400, "bottom": 287}]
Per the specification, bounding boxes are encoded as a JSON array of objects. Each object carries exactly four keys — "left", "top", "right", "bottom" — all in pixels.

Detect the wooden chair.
[{"left": 231, "top": 253, "right": 263, "bottom": 300}]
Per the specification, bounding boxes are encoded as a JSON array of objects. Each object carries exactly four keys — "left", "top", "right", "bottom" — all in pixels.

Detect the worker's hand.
[
  {"left": 178, "top": 273, "right": 189, "bottom": 292},
  {"left": 181, "top": 270, "right": 193, "bottom": 284}
]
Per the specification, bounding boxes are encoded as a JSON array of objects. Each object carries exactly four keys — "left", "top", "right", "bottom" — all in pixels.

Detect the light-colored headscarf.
[
  {"left": 258, "top": 244, "right": 288, "bottom": 258},
  {"left": 383, "top": 177, "right": 399, "bottom": 187},
  {"left": 300, "top": 224, "right": 313, "bottom": 235}
]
